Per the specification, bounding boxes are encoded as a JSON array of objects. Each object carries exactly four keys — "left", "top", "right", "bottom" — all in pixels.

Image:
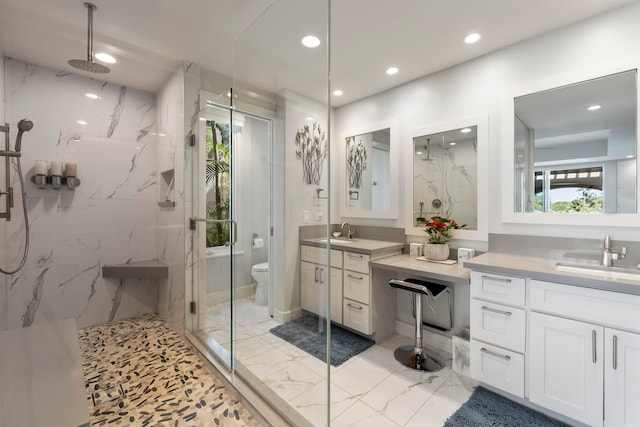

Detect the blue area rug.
[
  {"left": 444, "top": 386, "right": 569, "bottom": 427},
  {"left": 269, "top": 313, "right": 374, "bottom": 366}
]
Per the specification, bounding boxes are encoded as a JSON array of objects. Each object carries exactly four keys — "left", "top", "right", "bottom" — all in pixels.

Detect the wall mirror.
[
  {"left": 502, "top": 61, "right": 640, "bottom": 226},
  {"left": 405, "top": 114, "right": 488, "bottom": 241},
  {"left": 340, "top": 119, "right": 398, "bottom": 219}
]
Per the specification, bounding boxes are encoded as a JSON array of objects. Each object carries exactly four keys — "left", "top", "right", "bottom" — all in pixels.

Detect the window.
[
  {"left": 534, "top": 166, "right": 603, "bottom": 213},
  {"left": 206, "top": 120, "right": 231, "bottom": 248}
]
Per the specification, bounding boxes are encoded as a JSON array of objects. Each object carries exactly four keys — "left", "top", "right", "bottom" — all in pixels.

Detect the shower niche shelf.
[
  {"left": 158, "top": 169, "right": 175, "bottom": 207},
  {"left": 102, "top": 259, "right": 168, "bottom": 279}
]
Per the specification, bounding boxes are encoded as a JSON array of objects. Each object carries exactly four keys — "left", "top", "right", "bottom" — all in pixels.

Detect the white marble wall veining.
[
  {"left": 156, "top": 67, "right": 187, "bottom": 334},
  {"left": 2, "top": 58, "right": 160, "bottom": 330}
]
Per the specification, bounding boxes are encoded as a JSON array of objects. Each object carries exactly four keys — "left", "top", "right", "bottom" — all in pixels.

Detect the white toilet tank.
[{"left": 251, "top": 262, "right": 268, "bottom": 305}]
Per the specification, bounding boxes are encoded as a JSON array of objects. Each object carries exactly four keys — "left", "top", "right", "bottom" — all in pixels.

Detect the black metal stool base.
[{"left": 394, "top": 345, "right": 445, "bottom": 372}]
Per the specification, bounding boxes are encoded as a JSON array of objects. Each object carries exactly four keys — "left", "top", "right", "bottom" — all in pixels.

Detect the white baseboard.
[{"left": 396, "top": 320, "right": 452, "bottom": 355}]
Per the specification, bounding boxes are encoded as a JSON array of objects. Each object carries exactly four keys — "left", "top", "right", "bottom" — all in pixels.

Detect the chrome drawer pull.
[
  {"left": 481, "top": 306, "right": 512, "bottom": 316},
  {"left": 480, "top": 347, "right": 511, "bottom": 361},
  {"left": 481, "top": 275, "right": 512, "bottom": 284},
  {"left": 347, "top": 303, "right": 363, "bottom": 310},
  {"left": 592, "top": 330, "right": 597, "bottom": 364},
  {"left": 347, "top": 253, "right": 364, "bottom": 258},
  {"left": 613, "top": 335, "right": 618, "bottom": 370},
  {"left": 314, "top": 267, "right": 319, "bottom": 283},
  {"left": 347, "top": 274, "right": 364, "bottom": 280}
]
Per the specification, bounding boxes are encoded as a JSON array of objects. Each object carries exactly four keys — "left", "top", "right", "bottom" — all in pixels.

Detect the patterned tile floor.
[
  {"left": 203, "top": 297, "right": 478, "bottom": 427},
  {"left": 78, "top": 314, "right": 263, "bottom": 427}
]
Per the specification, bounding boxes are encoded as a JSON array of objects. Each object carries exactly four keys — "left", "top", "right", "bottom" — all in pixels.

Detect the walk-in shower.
[{"left": 0, "top": 119, "right": 33, "bottom": 274}]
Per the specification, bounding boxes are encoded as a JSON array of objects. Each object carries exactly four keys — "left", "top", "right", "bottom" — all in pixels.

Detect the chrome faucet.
[
  {"left": 341, "top": 222, "right": 354, "bottom": 239},
  {"left": 602, "top": 236, "right": 626, "bottom": 267}
]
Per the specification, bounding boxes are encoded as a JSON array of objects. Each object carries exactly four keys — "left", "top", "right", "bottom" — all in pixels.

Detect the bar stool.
[{"left": 389, "top": 278, "right": 448, "bottom": 372}]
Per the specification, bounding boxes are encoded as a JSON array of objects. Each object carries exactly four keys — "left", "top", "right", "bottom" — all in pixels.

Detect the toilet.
[{"left": 251, "top": 262, "right": 269, "bottom": 305}]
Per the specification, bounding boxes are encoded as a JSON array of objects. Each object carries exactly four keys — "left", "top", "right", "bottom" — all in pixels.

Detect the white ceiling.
[{"left": 0, "top": 0, "right": 636, "bottom": 106}]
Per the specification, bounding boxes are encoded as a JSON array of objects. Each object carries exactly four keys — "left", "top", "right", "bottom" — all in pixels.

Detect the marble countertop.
[
  {"left": 0, "top": 318, "right": 90, "bottom": 427},
  {"left": 301, "top": 237, "right": 404, "bottom": 257},
  {"left": 464, "top": 252, "right": 640, "bottom": 295},
  {"left": 370, "top": 254, "right": 470, "bottom": 285}
]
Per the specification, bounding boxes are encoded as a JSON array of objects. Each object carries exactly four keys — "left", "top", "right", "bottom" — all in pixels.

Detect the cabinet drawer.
[
  {"left": 343, "top": 299, "right": 371, "bottom": 335},
  {"left": 470, "top": 271, "right": 526, "bottom": 307},
  {"left": 343, "top": 251, "right": 370, "bottom": 274},
  {"left": 470, "top": 339, "right": 524, "bottom": 398},
  {"left": 471, "top": 300, "right": 526, "bottom": 353},
  {"left": 530, "top": 280, "right": 640, "bottom": 333},
  {"left": 301, "top": 245, "right": 343, "bottom": 268},
  {"left": 343, "top": 271, "right": 370, "bottom": 304}
]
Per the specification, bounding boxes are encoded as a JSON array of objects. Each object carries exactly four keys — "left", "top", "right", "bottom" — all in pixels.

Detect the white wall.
[
  {"left": 334, "top": 2, "right": 640, "bottom": 242},
  {"left": 273, "top": 89, "right": 329, "bottom": 321},
  {"left": 2, "top": 58, "right": 159, "bottom": 330}
]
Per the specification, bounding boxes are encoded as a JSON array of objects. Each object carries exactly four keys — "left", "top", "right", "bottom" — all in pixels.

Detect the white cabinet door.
[
  {"left": 300, "top": 262, "right": 343, "bottom": 323},
  {"left": 529, "top": 312, "right": 603, "bottom": 427},
  {"left": 300, "top": 261, "right": 322, "bottom": 316},
  {"left": 605, "top": 328, "right": 640, "bottom": 427},
  {"left": 328, "top": 267, "right": 343, "bottom": 323}
]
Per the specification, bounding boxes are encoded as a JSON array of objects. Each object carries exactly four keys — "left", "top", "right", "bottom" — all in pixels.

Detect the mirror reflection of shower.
[{"left": 0, "top": 119, "right": 33, "bottom": 274}]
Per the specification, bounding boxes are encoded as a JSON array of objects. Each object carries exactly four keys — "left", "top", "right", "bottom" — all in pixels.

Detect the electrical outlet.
[{"left": 303, "top": 210, "right": 310, "bottom": 223}]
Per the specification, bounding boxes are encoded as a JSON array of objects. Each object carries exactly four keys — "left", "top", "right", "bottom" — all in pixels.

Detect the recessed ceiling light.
[
  {"left": 460, "top": 128, "right": 472, "bottom": 133},
  {"left": 464, "top": 33, "right": 481, "bottom": 44},
  {"left": 306, "top": 116, "right": 314, "bottom": 121},
  {"left": 386, "top": 66, "right": 399, "bottom": 75},
  {"left": 333, "top": 89, "right": 343, "bottom": 96},
  {"left": 416, "top": 151, "right": 423, "bottom": 155},
  {"left": 449, "top": 142, "right": 456, "bottom": 146},
  {"left": 77, "top": 120, "right": 88, "bottom": 125},
  {"left": 301, "top": 35, "right": 321, "bottom": 48},
  {"left": 626, "top": 155, "right": 635, "bottom": 158},
  {"left": 94, "top": 52, "right": 117, "bottom": 64},
  {"left": 587, "top": 105, "right": 602, "bottom": 111},
  {"left": 85, "top": 93, "right": 100, "bottom": 100}
]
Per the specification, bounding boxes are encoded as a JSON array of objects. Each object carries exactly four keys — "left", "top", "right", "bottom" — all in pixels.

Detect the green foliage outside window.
[{"left": 206, "top": 120, "right": 231, "bottom": 247}]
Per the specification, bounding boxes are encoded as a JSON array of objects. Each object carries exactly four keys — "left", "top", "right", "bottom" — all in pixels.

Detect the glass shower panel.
[{"left": 232, "top": 0, "right": 332, "bottom": 426}]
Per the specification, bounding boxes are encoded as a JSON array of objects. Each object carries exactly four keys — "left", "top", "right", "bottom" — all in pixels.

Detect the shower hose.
[{"left": 1, "top": 157, "right": 30, "bottom": 274}]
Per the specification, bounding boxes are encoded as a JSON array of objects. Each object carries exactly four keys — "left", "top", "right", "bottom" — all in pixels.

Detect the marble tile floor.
[
  {"left": 202, "top": 297, "right": 477, "bottom": 427},
  {"left": 78, "top": 314, "right": 264, "bottom": 426}
]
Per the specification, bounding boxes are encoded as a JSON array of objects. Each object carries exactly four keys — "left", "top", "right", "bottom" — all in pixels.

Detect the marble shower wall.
[
  {"left": 155, "top": 68, "right": 186, "bottom": 334},
  {"left": 2, "top": 58, "right": 159, "bottom": 330},
  {"left": 413, "top": 140, "right": 478, "bottom": 229}
]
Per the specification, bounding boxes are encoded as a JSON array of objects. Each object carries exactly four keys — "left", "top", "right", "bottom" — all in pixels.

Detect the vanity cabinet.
[
  {"left": 343, "top": 252, "right": 372, "bottom": 334},
  {"left": 300, "top": 246, "right": 343, "bottom": 323},
  {"left": 528, "top": 279, "right": 640, "bottom": 427},
  {"left": 469, "top": 271, "right": 526, "bottom": 397}
]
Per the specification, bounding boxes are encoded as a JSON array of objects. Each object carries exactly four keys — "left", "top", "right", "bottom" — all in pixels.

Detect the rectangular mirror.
[
  {"left": 405, "top": 114, "right": 488, "bottom": 241},
  {"left": 502, "top": 61, "right": 640, "bottom": 227},
  {"left": 514, "top": 69, "right": 637, "bottom": 214},
  {"left": 340, "top": 120, "right": 398, "bottom": 219}
]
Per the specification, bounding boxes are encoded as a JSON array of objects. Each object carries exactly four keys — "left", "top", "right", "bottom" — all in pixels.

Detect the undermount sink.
[
  {"left": 555, "top": 262, "right": 640, "bottom": 282},
  {"left": 319, "top": 238, "right": 357, "bottom": 244}
]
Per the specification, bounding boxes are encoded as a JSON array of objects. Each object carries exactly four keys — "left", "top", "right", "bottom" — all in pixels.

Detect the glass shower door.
[{"left": 189, "top": 98, "right": 236, "bottom": 369}]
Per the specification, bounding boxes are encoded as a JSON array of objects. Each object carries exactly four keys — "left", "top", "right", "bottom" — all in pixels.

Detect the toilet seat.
[{"left": 252, "top": 262, "right": 268, "bottom": 272}]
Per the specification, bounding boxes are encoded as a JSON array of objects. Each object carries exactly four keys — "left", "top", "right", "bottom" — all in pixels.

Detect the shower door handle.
[{"left": 189, "top": 217, "right": 238, "bottom": 245}]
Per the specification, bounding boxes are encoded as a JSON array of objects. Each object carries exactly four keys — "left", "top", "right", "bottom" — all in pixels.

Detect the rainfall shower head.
[
  {"left": 14, "top": 119, "right": 33, "bottom": 152},
  {"left": 68, "top": 2, "right": 111, "bottom": 74}
]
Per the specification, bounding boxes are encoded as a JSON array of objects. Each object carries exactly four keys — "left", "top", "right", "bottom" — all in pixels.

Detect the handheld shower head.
[{"left": 15, "top": 119, "right": 33, "bottom": 152}]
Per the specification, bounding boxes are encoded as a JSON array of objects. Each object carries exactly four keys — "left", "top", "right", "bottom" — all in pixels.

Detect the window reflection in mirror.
[
  {"left": 413, "top": 126, "right": 478, "bottom": 230},
  {"left": 514, "top": 69, "right": 637, "bottom": 214},
  {"left": 345, "top": 128, "right": 390, "bottom": 212}
]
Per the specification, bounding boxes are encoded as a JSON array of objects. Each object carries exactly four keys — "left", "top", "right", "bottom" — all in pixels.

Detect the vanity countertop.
[
  {"left": 301, "top": 237, "right": 404, "bottom": 257},
  {"left": 464, "top": 252, "right": 640, "bottom": 296},
  {"left": 370, "top": 254, "right": 470, "bottom": 285}
]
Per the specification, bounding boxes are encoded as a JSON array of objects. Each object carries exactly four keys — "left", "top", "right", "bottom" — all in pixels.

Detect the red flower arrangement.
[{"left": 424, "top": 216, "right": 465, "bottom": 244}]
